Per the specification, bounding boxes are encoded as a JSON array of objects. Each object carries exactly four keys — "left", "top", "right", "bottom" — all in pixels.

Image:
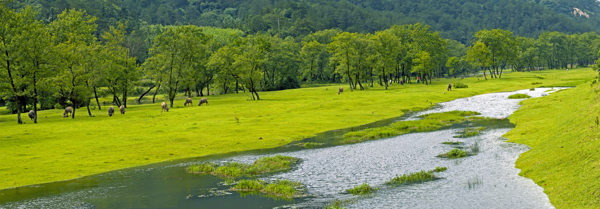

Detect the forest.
[{"left": 2, "top": 0, "right": 600, "bottom": 124}]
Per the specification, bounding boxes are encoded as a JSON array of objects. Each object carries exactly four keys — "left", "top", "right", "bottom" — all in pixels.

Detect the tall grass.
[
  {"left": 345, "top": 183, "right": 378, "bottom": 195},
  {"left": 231, "top": 179, "right": 303, "bottom": 199},
  {"left": 342, "top": 111, "right": 481, "bottom": 143},
  {"left": 186, "top": 155, "right": 299, "bottom": 178},
  {"left": 385, "top": 170, "right": 437, "bottom": 186},
  {"left": 453, "top": 127, "right": 485, "bottom": 138},
  {"left": 438, "top": 148, "right": 467, "bottom": 158}
]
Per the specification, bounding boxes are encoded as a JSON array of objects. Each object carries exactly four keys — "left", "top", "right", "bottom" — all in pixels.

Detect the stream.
[{"left": 0, "top": 88, "right": 561, "bottom": 209}]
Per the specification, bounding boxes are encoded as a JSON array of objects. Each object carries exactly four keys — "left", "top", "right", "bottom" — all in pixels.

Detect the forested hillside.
[{"left": 10, "top": 0, "right": 600, "bottom": 44}]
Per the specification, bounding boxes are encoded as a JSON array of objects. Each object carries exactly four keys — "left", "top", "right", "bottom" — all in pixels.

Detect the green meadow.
[
  {"left": 505, "top": 80, "right": 600, "bottom": 208},
  {"left": 0, "top": 69, "right": 594, "bottom": 190}
]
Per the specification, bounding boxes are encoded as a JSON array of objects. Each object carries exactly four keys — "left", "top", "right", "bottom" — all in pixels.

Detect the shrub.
[
  {"left": 433, "top": 167, "right": 448, "bottom": 172},
  {"left": 453, "top": 82, "right": 468, "bottom": 88}
]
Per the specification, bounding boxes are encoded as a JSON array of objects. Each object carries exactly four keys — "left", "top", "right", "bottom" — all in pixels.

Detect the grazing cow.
[
  {"left": 161, "top": 102, "right": 169, "bottom": 113},
  {"left": 108, "top": 106, "right": 115, "bottom": 117},
  {"left": 447, "top": 83, "right": 452, "bottom": 91},
  {"left": 119, "top": 105, "right": 125, "bottom": 114},
  {"left": 63, "top": 107, "right": 72, "bottom": 118},
  {"left": 338, "top": 87, "right": 343, "bottom": 95},
  {"left": 28, "top": 110, "right": 36, "bottom": 121},
  {"left": 198, "top": 97, "right": 208, "bottom": 106},
  {"left": 184, "top": 98, "right": 193, "bottom": 106}
]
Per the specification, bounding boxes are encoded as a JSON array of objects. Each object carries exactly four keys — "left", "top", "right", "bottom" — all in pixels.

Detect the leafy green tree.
[
  {"left": 371, "top": 30, "right": 400, "bottom": 89},
  {"left": 0, "top": 0, "right": 27, "bottom": 123},
  {"left": 147, "top": 25, "right": 210, "bottom": 107},
  {"left": 233, "top": 34, "right": 271, "bottom": 100},
  {"left": 19, "top": 7, "right": 54, "bottom": 123},
  {"left": 300, "top": 40, "right": 324, "bottom": 83},
  {"left": 49, "top": 9, "right": 98, "bottom": 119}
]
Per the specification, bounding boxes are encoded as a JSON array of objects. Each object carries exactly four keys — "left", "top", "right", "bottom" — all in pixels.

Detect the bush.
[
  {"left": 385, "top": 170, "right": 437, "bottom": 185},
  {"left": 453, "top": 82, "right": 468, "bottom": 88}
]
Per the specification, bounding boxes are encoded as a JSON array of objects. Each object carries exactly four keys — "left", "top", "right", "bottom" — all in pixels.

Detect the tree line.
[{"left": 2, "top": 2, "right": 600, "bottom": 124}]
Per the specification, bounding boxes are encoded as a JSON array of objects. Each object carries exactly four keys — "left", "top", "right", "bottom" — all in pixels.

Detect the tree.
[
  {"left": 233, "top": 34, "right": 270, "bottom": 100},
  {"left": 0, "top": 0, "right": 27, "bottom": 123},
  {"left": 371, "top": 30, "right": 400, "bottom": 89},
  {"left": 148, "top": 25, "right": 210, "bottom": 107},
  {"left": 466, "top": 41, "right": 492, "bottom": 80},
  {"left": 50, "top": 9, "right": 98, "bottom": 119},
  {"left": 328, "top": 32, "right": 356, "bottom": 91},
  {"left": 300, "top": 40, "right": 323, "bottom": 83},
  {"left": 20, "top": 7, "right": 53, "bottom": 123}
]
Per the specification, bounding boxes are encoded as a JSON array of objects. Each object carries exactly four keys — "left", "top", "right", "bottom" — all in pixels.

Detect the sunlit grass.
[
  {"left": 0, "top": 68, "right": 593, "bottom": 190},
  {"left": 504, "top": 80, "right": 600, "bottom": 208}
]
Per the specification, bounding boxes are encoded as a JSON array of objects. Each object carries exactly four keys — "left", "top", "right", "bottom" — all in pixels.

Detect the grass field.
[
  {"left": 504, "top": 80, "right": 600, "bottom": 208},
  {"left": 0, "top": 69, "right": 594, "bottom": 190}
]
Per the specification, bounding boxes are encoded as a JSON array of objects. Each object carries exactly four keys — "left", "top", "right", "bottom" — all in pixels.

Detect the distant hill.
[{"left": 10, "top": 0, "right": 600, "bottom": 43}]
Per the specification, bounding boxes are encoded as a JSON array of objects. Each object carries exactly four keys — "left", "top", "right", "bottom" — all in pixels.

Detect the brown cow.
[
  {"left": 447, "top": 83, "right": 452, "bottom": 91},
  {"left": 161, "top": 102, "right": 169, "bottom": 113},
  {"left": 338, "top": 87, "right": 343, "bottom": 95},
  {"left": 184, "top": 98, "right": 193, "bottom": 106},
  {"left": 198, "top": 97, "right": 208, "bottom": 106},
  {"left": 119, "top": 105, "right": 126, "bottom": 114},
  {"left": 108, "top": 106, "right": 114, "bottom": 117},
  {"left": 63, "top": 107, "right": 72, "bottom": 118}
]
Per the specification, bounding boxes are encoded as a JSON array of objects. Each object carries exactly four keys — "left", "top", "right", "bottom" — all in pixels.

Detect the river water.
[{"left": 0, "top": 88, "right": 560, "bottom": 209}]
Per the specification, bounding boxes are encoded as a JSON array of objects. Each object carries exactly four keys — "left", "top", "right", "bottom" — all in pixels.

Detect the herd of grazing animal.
[
  {"left": 54, "top": 97, "right": 209, "bottom": 118},
  {"left": 53, "top": 83, "right": 455, "bottom": 119}
]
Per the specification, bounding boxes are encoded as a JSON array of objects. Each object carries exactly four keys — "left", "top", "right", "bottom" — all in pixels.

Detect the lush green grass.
[
  {"left": 453, "top": 127, "right": 485, "bottom": 138},
  {"left": 230, "top": 179, "right": 303, "bottom": 199},
  {"left": 508, "top": 93, "right": 532, "bottom": 99},
  {"left": 504, "top": 81, "right": 600, "bottom": 208},
  {"left": 342, "top": 111, "right": 481, "bottom": 143},
  {"left": 0, "top": 69, "right": 594, "bottom": 190},
  {"left": 186, "top": 155, "right": 298, "bottom": 178},
  {"left": 385, "top": 170, "right": 438, "bottom": 186},
  {"left": 345, "top": 183, "right": 378, "bottom": 195}
]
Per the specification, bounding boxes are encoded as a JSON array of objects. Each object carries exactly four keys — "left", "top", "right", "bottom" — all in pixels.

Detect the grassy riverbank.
[
  {"left": 0, "top": 69, "right": 594, "bottom": 190},
  {"left": 505, "top": 81, "right": 600, "bottom": 208}
]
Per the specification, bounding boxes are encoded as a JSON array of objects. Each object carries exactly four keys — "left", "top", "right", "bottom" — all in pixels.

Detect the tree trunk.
[
  {"left": 196, "top": 86, "right": 200, "bottom": 97},
  {"left": 153, "top": 84, "right": 161, "bottom": 103},
  {"left": 122, "top": 84, "right": 128, "bottom": 108},
  {"left": 71, "top": 100, "right": 76, "bottom": 119},
  {"left": 207, "top": 83, "right": 210, "bottom": 95},
  {"left": 235, "top": 80, "right": 239, "bottom": 93},
  {"left": 254, "top": 90, "right": 260, "bottom": 100},
  {"left": 33, "top": 72, "right": 38, "bottom": 123},
  {"left": 86, "top": 99, "right": 92, "bottom": 116},
  {"left": 94, "top": 86, "right": 101, "bottom": 110},
  {"left": 16, "top": 98, "right": 22, "bottom": 124},
  {"left": 138, "top": 85, "right": 155, "bottom": 103}
]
